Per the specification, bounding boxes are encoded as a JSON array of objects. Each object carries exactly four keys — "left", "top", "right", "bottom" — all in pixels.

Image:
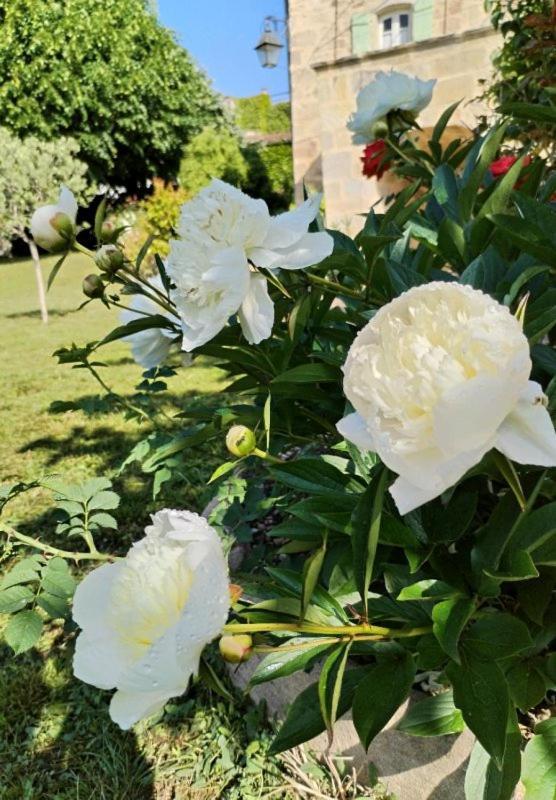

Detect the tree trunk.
[{"left": 28, "top": 239, "right": 48, "bottom": 324}]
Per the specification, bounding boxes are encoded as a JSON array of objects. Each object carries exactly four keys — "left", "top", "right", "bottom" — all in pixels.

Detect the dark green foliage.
[{"left": 0, "top": 0, "right": 223, "bottom": 188}]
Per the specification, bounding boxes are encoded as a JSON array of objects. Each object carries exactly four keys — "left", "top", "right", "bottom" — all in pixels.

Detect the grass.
[{"left": 0, "top": 255, "right": 386, "bottom": 800}]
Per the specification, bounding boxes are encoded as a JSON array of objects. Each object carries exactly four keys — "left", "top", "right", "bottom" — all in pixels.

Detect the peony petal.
[
  {"left": 73, "top": 631, "right": 132, "bottom": 691},
  {"left": 495, "top": 381, "right": 556, "bottom": 467},
  {"left": 238, "top": 273, "right": 274, "bottom": 344},
  {"left": 109, "top": 688, "right": 180, "bottom": 730},
  {"left": 266, "top": 231, "right": 334, "bottom": 271},
  {"left": 72, "top": 562, "right": 123, "bottom": 635},
  {"left": 261, "top": 194, "right": 322, "bottom": 250},
  {"left": 433, "top": 368, "right": 528, "bottom": 457},
  {"left": 389, "top": 476, "right": 443, "bottom": 516},
  {"left": 58, "top": 186, "right": 78, "bottom": 221},
  {"left": 336, "top": 412, "right": 376, "bottom": 452},
  {"left": 180, "top": 316, "right": 229, "bottom": 351}
]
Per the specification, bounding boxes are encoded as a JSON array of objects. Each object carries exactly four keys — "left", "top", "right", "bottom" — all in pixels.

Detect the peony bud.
[
  {"left": 219, "top": 634, "right": 253, "bottom": 664},
  {"left": 100, "top": 220, "right": 119, "bottom": 244},
  {"left": 95, "top": 244, "right": 124, "bottom": 275},
  {"left": 30, "top": 186, "right": 78, "bottom": 252},
  {"left": 225, "top": 425, "right": 256, "bottom": 458},
  {"left": 371, "top": 119, "right": 389, "bottom": 139},
  {"left": 82, "top": 273, "right": 105, "bottom": 299}
]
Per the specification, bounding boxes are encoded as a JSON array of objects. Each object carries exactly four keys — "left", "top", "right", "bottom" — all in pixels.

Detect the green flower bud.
[
  {"left": 82, "top": 273, "right": 105, "bottom": 299},
  {"left": 50, "top": 211, "right": 76, "bottom": 244},
  {"left": 95, "top": 244, "right": 124, "bottom": 275},
  {"left": 219, "top": 634, "right": 253, "bottom": 664},
  {"left": 225, "top": 425, "right": 256, "bottom": 458},
  {"left": 371, "top": 118, "right": 389, "bottom": 139},
  {"left": 100, "top": 220, "right": 119, "bottom": 244}
]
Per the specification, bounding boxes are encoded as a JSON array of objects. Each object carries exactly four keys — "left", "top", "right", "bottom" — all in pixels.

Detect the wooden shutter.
[
  {"left": 413, "top": 0, "right": 434, "bottom": 41},
  {"left": 351, "top": 13, "right": 372, "bottom": 56}
]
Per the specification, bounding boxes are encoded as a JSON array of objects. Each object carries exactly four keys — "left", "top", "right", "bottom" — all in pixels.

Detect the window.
[{"left": 380, "top": 10, "right": 413, "bottom": 48}]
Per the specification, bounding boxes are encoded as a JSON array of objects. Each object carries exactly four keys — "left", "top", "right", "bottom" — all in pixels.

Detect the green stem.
[
  {"left": 1, "top": 525, "right": 115, "bottom": 562},
  {"left": 223, "top": 621, "right": 430, "bottom": 638},
  {"left": 252, "top": 447, "right": 282, "bottom": 464},
  {"left": 306, "top": 273, "right": 361, "bottom": 300},
  {"left": 120, "top": 267, "right": 180, "bottom": 319},
  {"left": 73, "top": 240, "right": 96, "bottom": 259}
]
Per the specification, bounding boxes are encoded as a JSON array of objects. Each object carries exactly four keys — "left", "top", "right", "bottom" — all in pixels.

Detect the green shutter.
[
  {"left": 351, "top": 13, "right": 372, "bottom": 56},
  {"left": 413, "top": 0, "right": 434, "bottom": 41}
]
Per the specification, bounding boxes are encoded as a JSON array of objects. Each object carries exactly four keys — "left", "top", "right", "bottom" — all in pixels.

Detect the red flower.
[
  {"left": 490, "top": 154, "right": 531, "bottom": 178},
  {"left": 361, "top": 140, "right": 391, "bottom": 180}
]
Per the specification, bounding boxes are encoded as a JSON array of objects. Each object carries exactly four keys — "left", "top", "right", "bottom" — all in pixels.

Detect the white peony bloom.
[
  {"left": 120, "top": 276, "right": 176, "bottom": 370},
  {"left": 337, "top": 282, "right": 556, "bottom": 515},
  {"left": 347, "top": 71, "right": 436, "bottom": 145},
  {"left": 30, "top": 186, "right": 78, "bottom": 251},
  {"left": 72, "top": 509, "right": 230, "bottom": 730},
  {"left": 167, "top": 179, "right": 334, "bottom": 350}
]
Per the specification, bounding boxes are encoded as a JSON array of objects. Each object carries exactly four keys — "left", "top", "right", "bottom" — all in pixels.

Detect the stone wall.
[{"left": 287, "top": 0, "right": 500, "bottom": 229}]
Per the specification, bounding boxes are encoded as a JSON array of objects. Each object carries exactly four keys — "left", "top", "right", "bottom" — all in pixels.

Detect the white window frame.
[{"left": 379, "top": 9, "right": 413, "bottom": 49}]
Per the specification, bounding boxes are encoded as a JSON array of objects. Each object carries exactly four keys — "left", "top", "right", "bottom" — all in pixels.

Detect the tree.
[
  {"left": 0, "top": 0, "right": 223, "bottom": 189},
  {"left": 483, "top": 0, "right": 556, "bottom": 156},
  {"left": 179, "top": 128, "right": 248, "bottom": 196},
  {"left": 0, "top": 128, "right": 89, "bottom": 323}
]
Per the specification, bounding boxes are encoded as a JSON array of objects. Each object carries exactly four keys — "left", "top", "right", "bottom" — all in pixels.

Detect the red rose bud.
[
  {"left": 361, "top": 140, "right": 391, "bottom": 180},
  {"left": 219, "top": 634, "right": 253, "bottom": 664},
  {"left": 490, "top": 154, "right": 532, "bottom": 181}
]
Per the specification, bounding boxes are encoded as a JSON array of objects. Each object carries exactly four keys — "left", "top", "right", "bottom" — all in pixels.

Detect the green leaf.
[
  {"left": 448, "top": 656, "right": 510, "bottom": 768},
  {"left": 94, "top": 196, "right": 108, "bottom": 242},
  {"left": 4, "top": 610, "right": 43, "bottom": 654},
  {"left": 0, "top": 585, "right": 34, "bottom": 613},
  {"left": 301, "top": 533, "right": 327, "bottom": 621},
  {"left": 398, "top": 690, "right": 464, "bottom": 737},
  {"left": 521, "top": 718, "right": 556, "bottom": 800},
  {"left": 431, "top": 101, "right": 461, "bottom": 144},
  {"left": 269, "top": 667, "right": 367, "bottom": 754},
  {"left": 265, "top": 567, "right": 348, "bottom": 622},
  {"left": 432, "top": 597, "right": 475, "bottom": 664},
  {"left": 47, "top": 252, "right": 67, "bottom": 291},
  {"left": 0, "top": 557, "right": 42, "bottom": 591},
  {"left": 88, "top": 490, "right": 120, "bottom": 510},
  {"left": 476, "top": 155, "right": 527, "bottom": 220},
  {"left": 269, "top": 458, "right": 357, "bottom": 496},
  {"left": 271, "top": 363, "right": 341, "bottom": 385},
  {"left": 499, "top": 101, "right": 556, "bottom": 125},
  {"left": 88, "top": 511, "right": 118, "bottom": 530},
  {"left": 464, "top": 714, "right": 521, "bottom": 800},
  {"left": 352, "top": 649, "right": 415, "bottom": 750},
  {"left": 36, "top": 592, "right": 70, "bottom": 619},
  {"left": 462, "top": 614, "right": 533, "bottom": 661},
  {"left": 350, "top": 467, "right": 388, "bottom": 615},
  {"left": 506, "top": 660, "right": 547, "bottom": 712},
  {"left": 41, "top": 559, "right": 76, "bottom": 599},
  {"left": 250, "top": 639, "right": 335, "bottom": 686},
  {"left": 459, "top": 124, "right": 508, "bottom": 221},
  {"left": 99, "top": 314, "right": 175, "bottom": 347},
  {"left": 208, "top": 461, "right": 238, "bottom": 484},
  {"left": 318, "top": 642, "right": 352, "bottom": 737},
  {"left": 197, "top": 657, "right": 233, "bottom": 702}
]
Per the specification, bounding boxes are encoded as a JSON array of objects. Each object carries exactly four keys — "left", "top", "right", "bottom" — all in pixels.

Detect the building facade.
[{"left": 287, "top": 0, "right": 500, "bottom": 229}]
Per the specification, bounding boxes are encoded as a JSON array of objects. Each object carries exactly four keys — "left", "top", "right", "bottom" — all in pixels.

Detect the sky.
[{"left": 157, "top": 0, "right": 290, "bottom": 100}]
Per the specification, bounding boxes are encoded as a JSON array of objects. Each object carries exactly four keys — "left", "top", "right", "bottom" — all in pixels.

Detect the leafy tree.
[
  {"left": 483, "top": 0, "right": 556, "bottom": 156},
  {"left": 0, "top": 128, "right": 89, "bottom": 322},
  {"left": 235, "top": 94, "right": 292, "bottom": 133},
  {"left": 0, "top": 0, "right": 223, "bottom": 189},
  {"left": 179, "top": 128, "right": 248, "bottom": 196}
]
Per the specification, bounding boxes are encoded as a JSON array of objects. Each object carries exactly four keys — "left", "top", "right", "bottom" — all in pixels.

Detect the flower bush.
[{"left": 1, "top": 77, "right": 556, "bottom": 800}]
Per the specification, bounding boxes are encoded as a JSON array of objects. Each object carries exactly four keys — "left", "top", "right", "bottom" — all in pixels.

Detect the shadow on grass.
[
  {"left": 0, "top": 636, "right": 155, "bottom": 799},
  {"left": 4, "top": 308, "right": 74, "bottom": 320},
  {"left": 19, "top": 425, "right": 139, "bottom": 471}
]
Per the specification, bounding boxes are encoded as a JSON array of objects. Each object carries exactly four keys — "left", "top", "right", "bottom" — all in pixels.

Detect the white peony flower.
[
  {"left": 337, "top": 282, "right": 556, "bottom": 515},
  {"left": 347, "top": 70, "right": 436, "bottom": 145},
  {"left": 72, "top": 509, "right": 230, "bottom": 730},
  {"left": 30, "top": 186, "right": 78, "bottom": 251},
  {"left": 120, "top": 276, "right": 176, "bottom": 370},
  {"left": 167, "top": 179, "right": 333, "bottom": 350}
]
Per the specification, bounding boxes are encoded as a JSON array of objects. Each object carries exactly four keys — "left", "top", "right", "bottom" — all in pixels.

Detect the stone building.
[{"left": 286, "top": 0, "right": 501, "bottom": 229}]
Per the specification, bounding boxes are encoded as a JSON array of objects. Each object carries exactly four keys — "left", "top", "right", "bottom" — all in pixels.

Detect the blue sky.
[{"left": 158, "top": 0, "right": 290, "bottom": 100}]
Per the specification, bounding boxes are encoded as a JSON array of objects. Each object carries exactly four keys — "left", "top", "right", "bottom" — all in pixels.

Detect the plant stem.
[
  {"left": 0, "top": 524, "right": 115, "bottom": 562},
  {"left": 306, "top": 273, "right": 361, "bottom": 300},
  {"left": 223, "top": 621, "right": 430, "bottom": 638},
  {"left": 253, "top": 447, "right": 282, "bottom": 464},
  {"left": 73, "top": 240, "right": 96, "bottom": 259}
]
